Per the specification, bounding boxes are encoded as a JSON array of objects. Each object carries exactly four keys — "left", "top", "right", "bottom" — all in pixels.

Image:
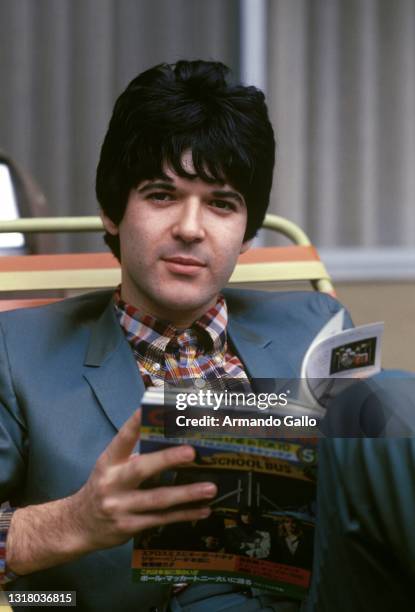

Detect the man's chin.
[{"left": 157, "top": 292, "right": 218, "bottom": 319}]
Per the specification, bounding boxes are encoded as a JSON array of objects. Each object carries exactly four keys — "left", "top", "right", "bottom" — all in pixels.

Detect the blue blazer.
[{"left": 0, "top": 288, "right": 350, "bottom": 612}]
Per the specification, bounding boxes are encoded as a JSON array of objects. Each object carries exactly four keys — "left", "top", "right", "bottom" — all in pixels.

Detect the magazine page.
[
  {"left": 299, "top": 312, "right": 384, "bottom": 407},
  {"left": 132, "top": 395, "right": 318, "bottom": 601},
  {"left": 299, "top": 310, "right": 346, "bottom": 381},
  {"left": 305, "top": 322, "right": 384, "bottom": 380}
]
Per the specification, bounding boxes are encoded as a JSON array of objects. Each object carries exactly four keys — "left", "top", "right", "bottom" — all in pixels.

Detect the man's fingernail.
[
  {"left": 201, "top": 484, "right": 217, "bottom": 497},
  {"left": 199, "top": 507, "right": 211, "bottom": 518},
  {"left": 181, "top": 446, "right": 195, "bottom": 460}
]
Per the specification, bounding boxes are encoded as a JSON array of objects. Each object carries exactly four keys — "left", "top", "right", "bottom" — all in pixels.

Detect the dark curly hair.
[{"left": 96, "top": 60, "right": 275, "bottom": 260}]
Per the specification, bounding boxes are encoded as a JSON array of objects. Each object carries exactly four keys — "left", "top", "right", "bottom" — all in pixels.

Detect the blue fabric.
[
  {"left": 307, "top": 434, "right": 415, "bottom": 611},
  {"left": 169, "top": 584, "right": 301, "bottom": 611},
  {"left": 321, "top": 370, "right": 415, "bottom": 437}
]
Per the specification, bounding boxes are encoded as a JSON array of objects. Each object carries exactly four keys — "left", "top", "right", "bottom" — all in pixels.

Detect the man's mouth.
[{"left": 161, "top": 256, "right": 207, "bottom": 276}]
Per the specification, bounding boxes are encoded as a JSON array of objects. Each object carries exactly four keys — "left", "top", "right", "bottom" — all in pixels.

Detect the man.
[{"left": 0, "top": 61, "right": 350, "bottom": 611}]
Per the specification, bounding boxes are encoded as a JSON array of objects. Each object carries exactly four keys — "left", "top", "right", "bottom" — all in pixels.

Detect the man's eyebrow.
[
  {"left": 137, "top": 182, "right": 244, "bottom": 204},
  {"left": 137, "top": 181, "right": 175, "bottom": 193},
  {"left": 211, "top": 190, "right": 244, "bottom": 205}
]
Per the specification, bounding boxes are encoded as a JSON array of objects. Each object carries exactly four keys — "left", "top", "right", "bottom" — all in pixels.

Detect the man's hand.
[
  {"left": 74, "top": 408, "right": 216, "bottom": 551},
  {"left": 6, "top": 409, "right": 216, "bottom": 575}
]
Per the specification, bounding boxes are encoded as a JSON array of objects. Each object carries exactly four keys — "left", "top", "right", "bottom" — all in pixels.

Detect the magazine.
[
  {"left": 133, "top": 402, "right": 318, "bottom": 600},
  {"left": 131, "top": 311, "right": 384, "bottom": 598}
]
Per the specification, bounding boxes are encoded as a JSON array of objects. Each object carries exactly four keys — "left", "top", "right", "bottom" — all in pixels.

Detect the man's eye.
[
  {"left": 210, "top": 200, "right": 235, "bottom": 211},
  {"left": 147, "top": 192, "right": 174, "bottom": 202}
]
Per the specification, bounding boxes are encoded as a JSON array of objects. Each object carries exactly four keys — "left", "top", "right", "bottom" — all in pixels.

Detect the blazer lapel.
[
  {"left": 83, "top": 299, "right": 145, "bottom": 432},
  {"left": 227, "top": 316, "right": 298, "bottom": 381}
]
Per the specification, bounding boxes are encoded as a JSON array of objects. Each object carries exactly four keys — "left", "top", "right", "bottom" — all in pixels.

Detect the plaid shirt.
[
  {"left": 114, "top": 290, "right": 252, "bottom": 394},
  {"left": 0, "top": 291, "right": 253, "bottom": 585},
  {"left": 115, "top": 290, "right": 253, "bottom": 596}
]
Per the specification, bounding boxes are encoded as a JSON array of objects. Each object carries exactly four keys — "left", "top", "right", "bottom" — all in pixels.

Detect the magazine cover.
[{"left": 132, "top": 397, "right": 318, "bottom": 600}]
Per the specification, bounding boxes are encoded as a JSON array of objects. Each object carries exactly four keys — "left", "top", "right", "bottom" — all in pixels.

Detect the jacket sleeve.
[
  {"left": 0, "top": 321, "right": 28, "bottom": 502},
  {"left": 317, "top": 292, "right": 354, "bottom": 330},
  {"left": 308, "top": 436, "right": 415, "bottom": 611},
  {"left": 0, "top": 322, "right": 28, "bottom": 584}
]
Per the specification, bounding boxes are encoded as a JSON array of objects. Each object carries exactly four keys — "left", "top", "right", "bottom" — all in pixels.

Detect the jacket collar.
[
  {"left": 83, "top": 297, "right": 145, "bottom": 432},
  {"left": 227, "top": 316, "right": 297, "bottom": 380},
  {"left": 83, "top": 291, "right": 297, "bottom": 431}
]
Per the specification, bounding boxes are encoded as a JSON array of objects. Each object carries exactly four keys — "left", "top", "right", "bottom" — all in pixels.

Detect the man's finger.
[
  {"left": 116, "top": 444, "right": 196, "bottom": 489},
  {"left": 101, "top": 409, "right": 142, "bottom": 465},
  {"left": 123, "top": 482, "right": 217, "bottom": 513},
  {"left": 132, "top": 506, "right": 212, "bottom": 533}
]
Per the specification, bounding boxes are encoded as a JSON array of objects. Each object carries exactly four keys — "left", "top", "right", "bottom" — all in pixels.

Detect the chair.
[
  {"left": 0, "top": 214, "right": 334, "bottom": 313},
  {"left": 0, "top": 151, "right": 55, "bottom": 254}
]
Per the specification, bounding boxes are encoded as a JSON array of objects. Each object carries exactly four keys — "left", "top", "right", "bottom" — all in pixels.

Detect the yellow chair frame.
[{"left": 0, "top": 214, "right": 334, "bottom": 297}]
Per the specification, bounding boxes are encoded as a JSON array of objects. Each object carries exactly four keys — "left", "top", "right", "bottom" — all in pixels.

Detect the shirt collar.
[{"left": 113, "top": 287, "right": 228, "bottom": 356}]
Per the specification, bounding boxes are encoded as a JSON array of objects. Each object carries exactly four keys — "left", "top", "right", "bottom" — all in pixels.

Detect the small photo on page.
[{"left": 329, "top": 337, "right": 377, "bottom": 375}]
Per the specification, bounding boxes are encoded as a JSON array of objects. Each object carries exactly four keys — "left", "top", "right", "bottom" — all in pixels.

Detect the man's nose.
[{"left": 171, "top": 200, "right": 205, "bottom": 243}]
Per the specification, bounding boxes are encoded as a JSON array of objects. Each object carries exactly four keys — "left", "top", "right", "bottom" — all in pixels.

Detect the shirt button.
[
  {"left": 214, "top": 356, "right": 222, "bottom": 364},
  {"left": 194, "top": 378, "right": 206, "bottom": 389},
  {"left": 153, "top": 363, "right": 161, "bottom": 371}
]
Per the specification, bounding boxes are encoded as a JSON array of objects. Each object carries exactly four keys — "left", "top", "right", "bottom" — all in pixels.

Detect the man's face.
[
  {"left": 240, "top": 513, "right": 253, "bottom": 525},
  {"left": 102, "top": 155, "right": 251, "bottom": 325},
  {"left": 283, "top": 518, "right": 296, "bottom": 534}
]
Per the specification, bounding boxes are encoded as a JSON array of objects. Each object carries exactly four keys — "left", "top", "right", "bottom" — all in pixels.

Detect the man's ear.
[
  {"left": 100, "top": 211, "right": 119, "bottom": 236},
  {"left": 240, "top": 239, "right": 253, "bottom": 254}
]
